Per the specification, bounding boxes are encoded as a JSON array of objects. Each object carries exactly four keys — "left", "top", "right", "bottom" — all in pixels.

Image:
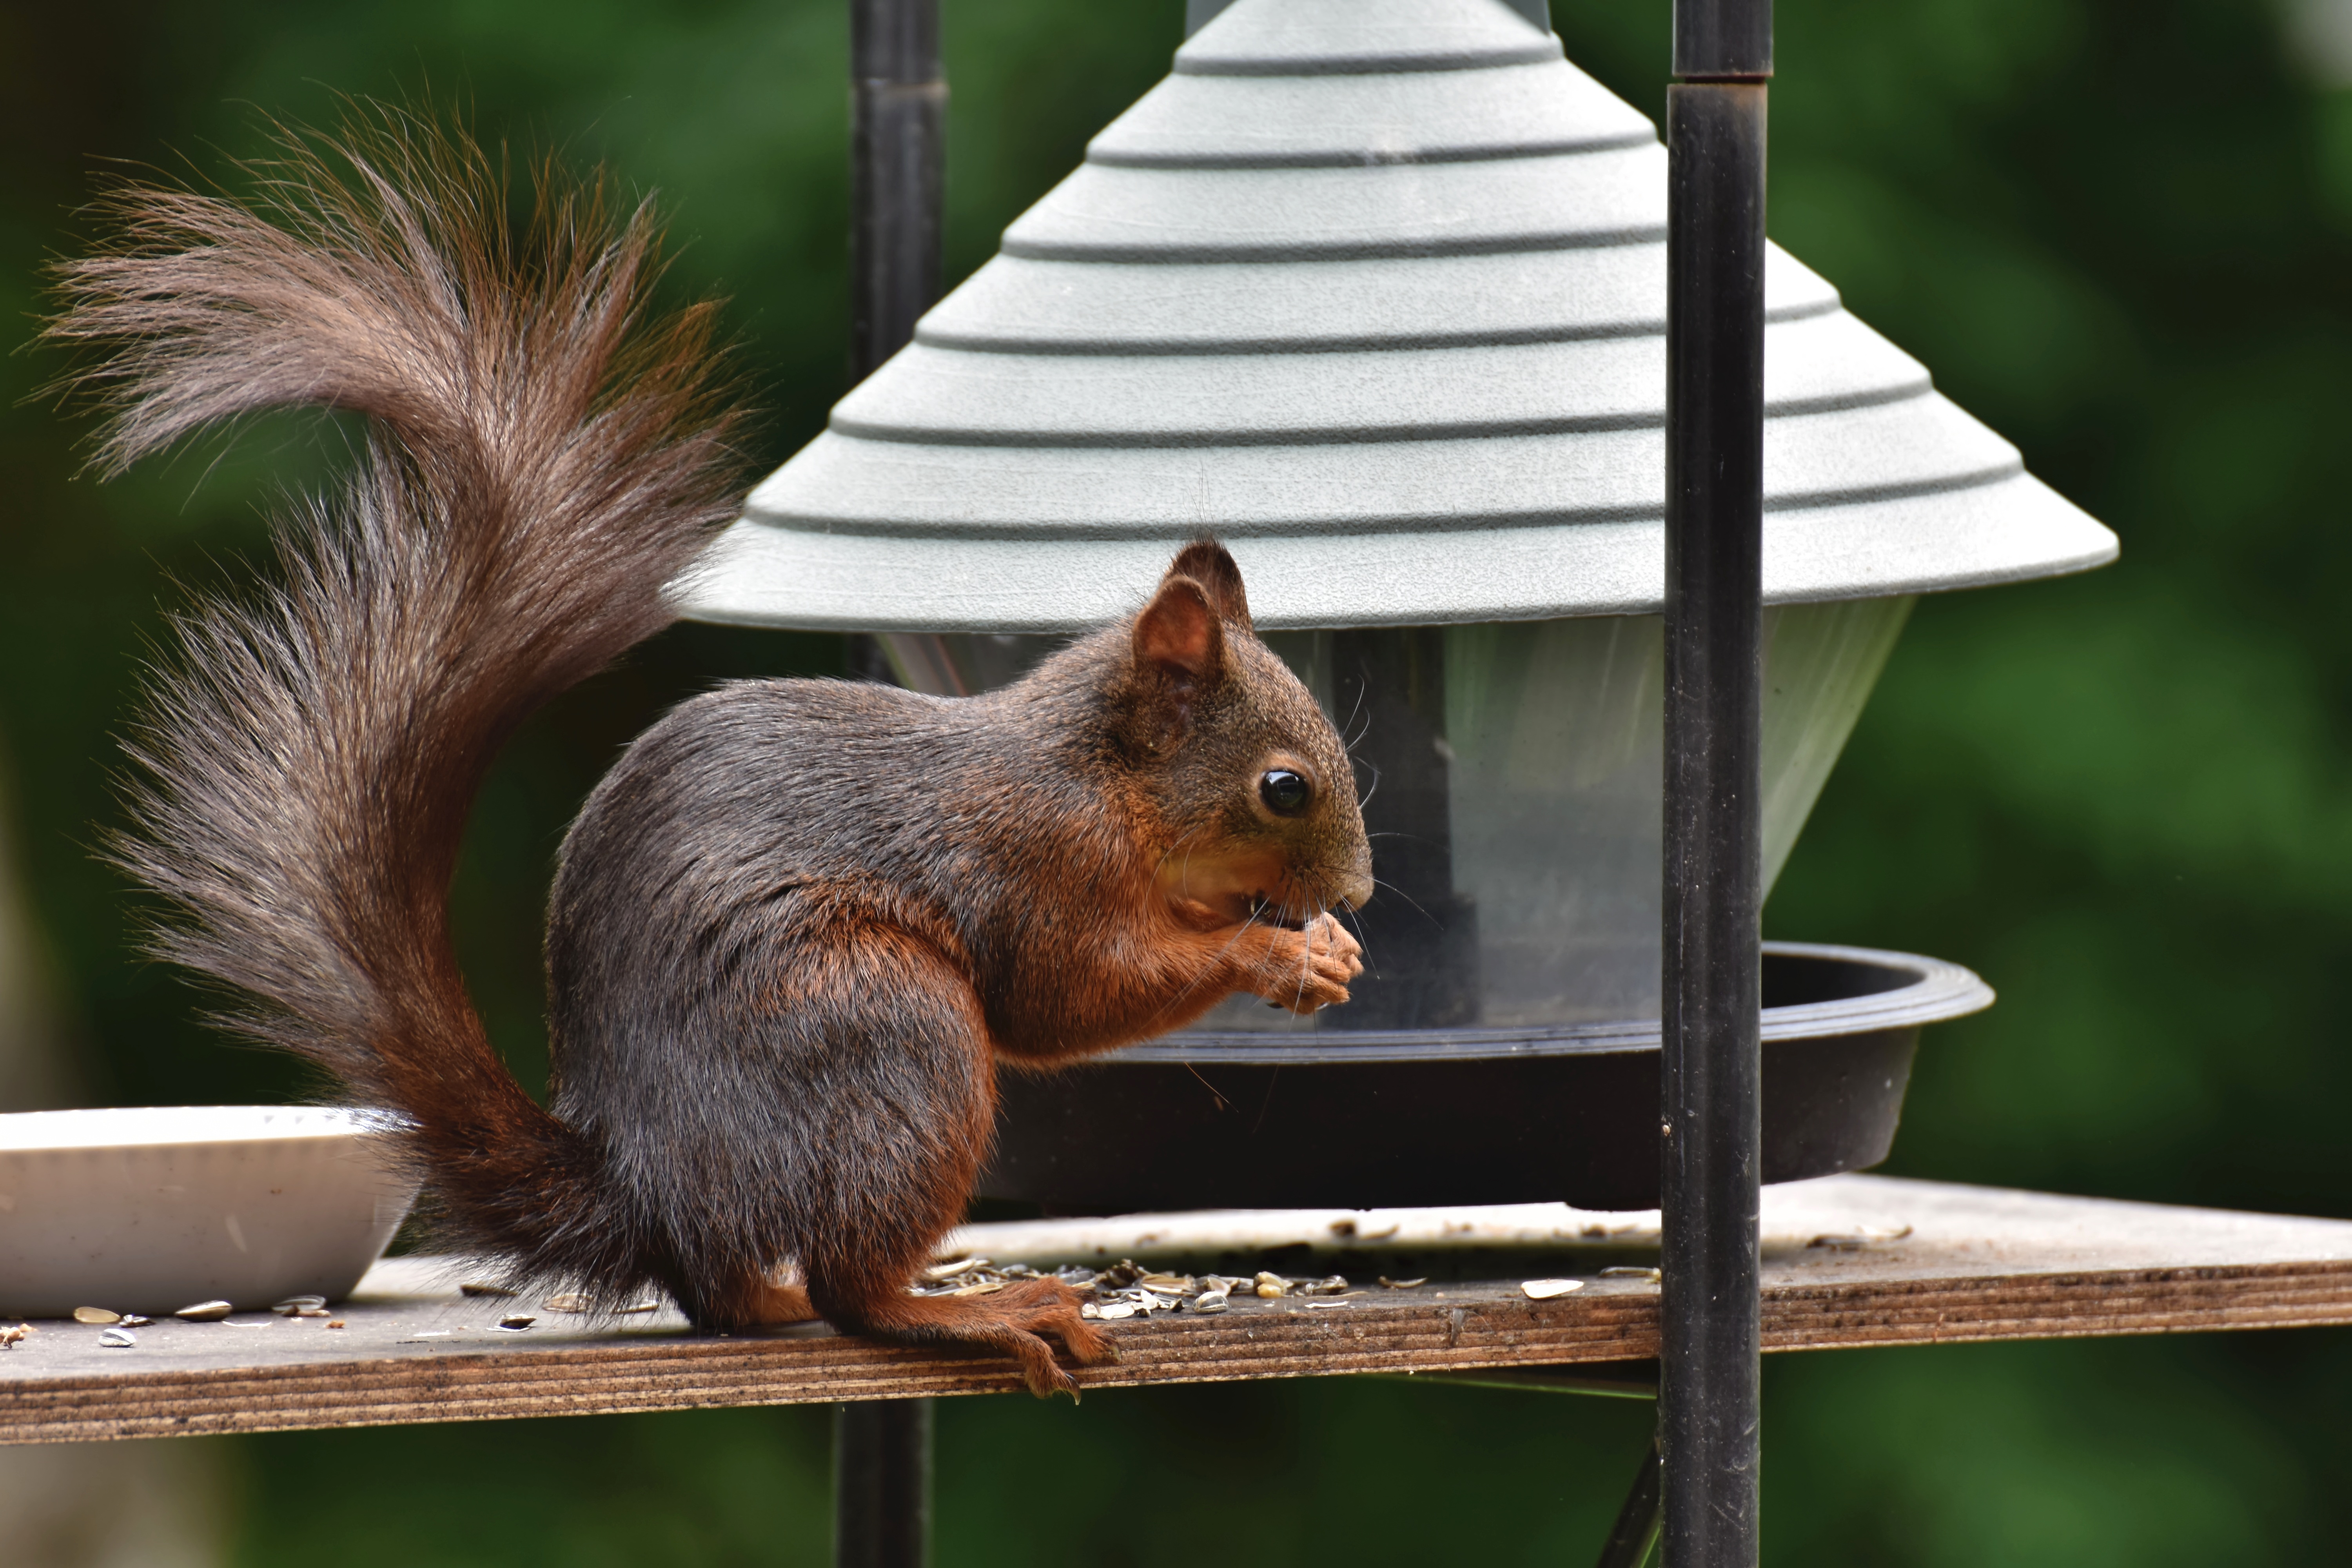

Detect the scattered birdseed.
[
  {"left": 1253, "top": 1272, "right": 1287, "bottom": 1299},
  {"left": 1808, "top": 1225, "right": 1912, "bottom": 1251},
  {"left": 98, "top": 1328, "right": 136, "bottom": 1348},
  {"left": 922, "top": 1257, "right": 986, "bottom": 1282},
  {"left": 1599, "top": 1267, "right": 1663, "bottom": 1283},
  {"left": 497, "top": 1314, "right": 536, "bottom": 1330},
  {"left": 1520, "top": 1279, "right": 1585, "bottom": 1300},
  {"left": 543, "top": 1294, "right": 591, "bottom": 1313},
  {"left": 1192, "top": 1290, "right": 1230, "bottom": 1314},
  {"left": 326, "top": 1320, "right": 347, "bottom": 1330},
  {"left": 72, "top": 1307, "right": 121, "bottom": 1325},
  {"left": 0, "top": 1324, "right": 33, "bottom": 1348},
  {"left": 118, "top": 1314, "right": 152, "bottom": 1328},
  {"left": 175, "top": 1301, "right": 233, "bottom": 1321},
  {"left": 459, "top": 1281, "right": 520, "bottom": 1298},
  {"left": 1378, "top": 1277, "right": 1429, "bottom": 1290}
]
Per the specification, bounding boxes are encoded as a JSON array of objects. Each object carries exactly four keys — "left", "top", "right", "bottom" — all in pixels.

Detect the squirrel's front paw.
[{"left": 1260, "top": 912, "right": 1364, "bottom": 1014}]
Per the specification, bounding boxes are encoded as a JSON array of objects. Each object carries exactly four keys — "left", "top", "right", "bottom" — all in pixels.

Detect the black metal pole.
[
  {"left": 850, "top": 0, "right": 945, "bottom": 381},
  {"left": 1660, "top": 0, "right": 1769, "bottom": 1564},
  {"left": 834, "top": 1399, "right": 933, "bottom": 1568},
  {"left": 1595, "top": 1438, "right": 1666, "bottom": 1568},
  {"left": 843, "top": 0, "right": 944, "bottom": 682},
  {"left": 841, "top": 0, "right": 945, "bottom": 1507}
]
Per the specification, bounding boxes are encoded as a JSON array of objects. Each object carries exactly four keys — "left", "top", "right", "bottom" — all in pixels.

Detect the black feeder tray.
[{"left": 981, "top": 942, "right": 1992, "bottom": 1214}]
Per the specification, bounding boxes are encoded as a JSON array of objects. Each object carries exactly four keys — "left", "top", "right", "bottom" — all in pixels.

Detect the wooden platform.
[{"left": 8, "top": 1174, "right": 2352, "bottom": 1446}]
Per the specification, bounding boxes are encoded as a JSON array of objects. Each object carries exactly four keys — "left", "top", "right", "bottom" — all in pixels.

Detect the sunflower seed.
[
  {"left": 1192, "top": 1290, "right": 1230, "bottom": 1314},
  {"left": 1377, "top": 1277, "right": 1428, "bottom": 1290},
  {"left": 543, "top": 1294, "right": 590, "bottom": 1313},
  {"left": 922, "top": 1257, "right": 986, "bottom": 1281},
  {"left": 99, "top": 1327, "right": 137, "bottom": 1348},
  {"left": 118, "top": 1314, "right": 153, "bottom": 1328},
  {"left": 1520, "top": 1278, "right": 1584, "bottom": 1300},
  {"left": 174, "top": 1301, "right": 233, "bottom": 1321},
  {"left": 72, "top": 1307, "right": 121, "bottom": 1325},
  {"left": 1808, "top": 1225, "right": 1913, "bottom": 1251},
  {"left": 497, "top": 1314, "right": 536, "bottom": 1330},
  {"left": 1599, "top": 1267, "right": 1662, "bottom": 1283},
  {"left": 1253, "top": 1272, "right": 1287, "bottom": 1299},
  {"left": 614, "top": 1301, "right": 661, "bottom": 1314}
]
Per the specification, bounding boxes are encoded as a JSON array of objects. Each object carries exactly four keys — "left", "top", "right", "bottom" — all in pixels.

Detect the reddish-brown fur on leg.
[{"left": 812, "top": 1278, "right": 1116, "bottom": 1400}]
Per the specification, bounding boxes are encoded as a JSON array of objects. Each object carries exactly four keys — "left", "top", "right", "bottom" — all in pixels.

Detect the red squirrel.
[{"left": 48, "top": 117, "right": 1372, "bottom": 1397}]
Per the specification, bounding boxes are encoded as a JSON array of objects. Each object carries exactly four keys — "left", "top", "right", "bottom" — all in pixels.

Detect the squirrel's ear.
[
  {"left": 1134, "top": 575, "right": 1225, "bottom": 682},
  {"left": 1163, "top": 539, "right": 1252, "bottom": 633}
]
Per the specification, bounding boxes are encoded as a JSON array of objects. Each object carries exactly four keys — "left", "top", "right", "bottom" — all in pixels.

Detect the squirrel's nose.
[{"left": 1334, "top": 869, "right": 1374, "bottom": 910}]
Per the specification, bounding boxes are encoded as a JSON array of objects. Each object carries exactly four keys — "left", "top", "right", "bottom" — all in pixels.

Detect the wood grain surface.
[{"left": 8, "top": 1174, "right": 2352, "bottom": 1445}]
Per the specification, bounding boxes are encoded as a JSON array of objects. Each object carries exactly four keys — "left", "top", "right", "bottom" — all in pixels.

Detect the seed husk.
[
  {"left": 98, "top": 1327, "right": 136, "bottom": 1347},
  {"left": 118, "top": 1314, "right": 153, "bottom": 1328},
  {"left": 1520, "top": 1278, "right": 1584, "bottom": 1300},
  {"left": 0, "top": 1324, "right": 33, "bottom": 1348},
  {"left": 72, "top": 1307, "right": 121, "bottom": 1325},
  {"left": 1192, "top": 1290, "right": 1230, "bottom": 1314},
  {"left": 922, "top": 1257, "right": 985, "bottom": 1281},
  {"left": 272, "top": 1295, "right": 328, "bottom": 1316},
  {"left": 543, "top": 1294, "right": 591, "bottom": 1313},
  {"left": 1599, "top": 1267, "right": 1662, "bottom": 1283},
  {"left": 174, "top": 1300, "right": 233, "bottom": 1321},
  {"left": 614, "top": 1301, "right": 661, "bottom": 1314},
  {"left": 497, "top": 1314, "right": 536, "bottom": 1330},
  {"left": 1377, "top": 1276, "right": 1428, "bottom": 1290},
  {"left": 459, "top": 1281, "right": 520, "bottom": 1298}
]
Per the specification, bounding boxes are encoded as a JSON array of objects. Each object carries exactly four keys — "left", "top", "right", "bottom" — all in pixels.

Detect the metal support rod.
[
  {"left": 850, "top": 0, "right": 945, "bottom": 380},
  {"left": 841, "top": 0, "right": 946, "bottom": 1476},
  {"left": 1595, "top": 1438, "right": 1666, "bottom": 1568},
  {"left": 1661, "top": 0, "right": 1769, "bottom": 1564},
  {"left": 844, "top": 0, "right": 944, "bottom": 681},
  {"left": 835, "top": 1399, "right": 934, "bottom": 1568}
]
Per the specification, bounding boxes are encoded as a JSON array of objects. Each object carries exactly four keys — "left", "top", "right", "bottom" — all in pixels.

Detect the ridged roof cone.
[{"left": 682, "top": 0, "right": 2117, "bottom": 632}]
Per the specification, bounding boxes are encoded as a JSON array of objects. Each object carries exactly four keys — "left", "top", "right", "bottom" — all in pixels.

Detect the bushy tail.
[{"left": 46, "top": 108, "right": 745, "bottom": 1290}]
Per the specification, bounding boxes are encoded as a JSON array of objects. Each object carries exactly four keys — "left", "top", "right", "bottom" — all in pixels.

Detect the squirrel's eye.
[{"left": 1259, "top": 769, "right": 1311, "bottom": 817}]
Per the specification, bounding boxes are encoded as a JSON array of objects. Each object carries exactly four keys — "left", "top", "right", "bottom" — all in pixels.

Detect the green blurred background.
[{"left": 3, "top": 0, "right": 2350, "bottom": 1561}]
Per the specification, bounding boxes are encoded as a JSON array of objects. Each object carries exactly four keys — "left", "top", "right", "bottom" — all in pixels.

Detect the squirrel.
[{"left": 45, "top": 114, "right": 1372, "bottom": 1398}]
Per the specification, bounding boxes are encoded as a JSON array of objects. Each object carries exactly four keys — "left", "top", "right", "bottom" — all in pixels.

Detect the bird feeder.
[{"left": 686, "top": 0, "right": 2115, "bottom": 1040}]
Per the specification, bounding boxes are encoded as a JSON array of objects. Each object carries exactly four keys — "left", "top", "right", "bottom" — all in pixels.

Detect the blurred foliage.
[{"left": 3, "top": 0, "right": 2350, "bottom": 1562}]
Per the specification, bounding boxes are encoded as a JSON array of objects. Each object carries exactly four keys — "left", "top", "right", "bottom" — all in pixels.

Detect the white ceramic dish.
[{"left": 0, "top": 1106, "right": 419, "bottom": 1319}]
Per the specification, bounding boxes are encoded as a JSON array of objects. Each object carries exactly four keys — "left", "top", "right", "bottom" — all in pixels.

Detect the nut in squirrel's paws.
[{"left": 1266, "top": 912, "right": 1365, "bottom": 1014}]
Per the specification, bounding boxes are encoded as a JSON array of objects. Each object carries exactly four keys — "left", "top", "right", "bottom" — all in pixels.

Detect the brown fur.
[{"left": 51, "top": 112, "right": 1371, "bottom": 1397}]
